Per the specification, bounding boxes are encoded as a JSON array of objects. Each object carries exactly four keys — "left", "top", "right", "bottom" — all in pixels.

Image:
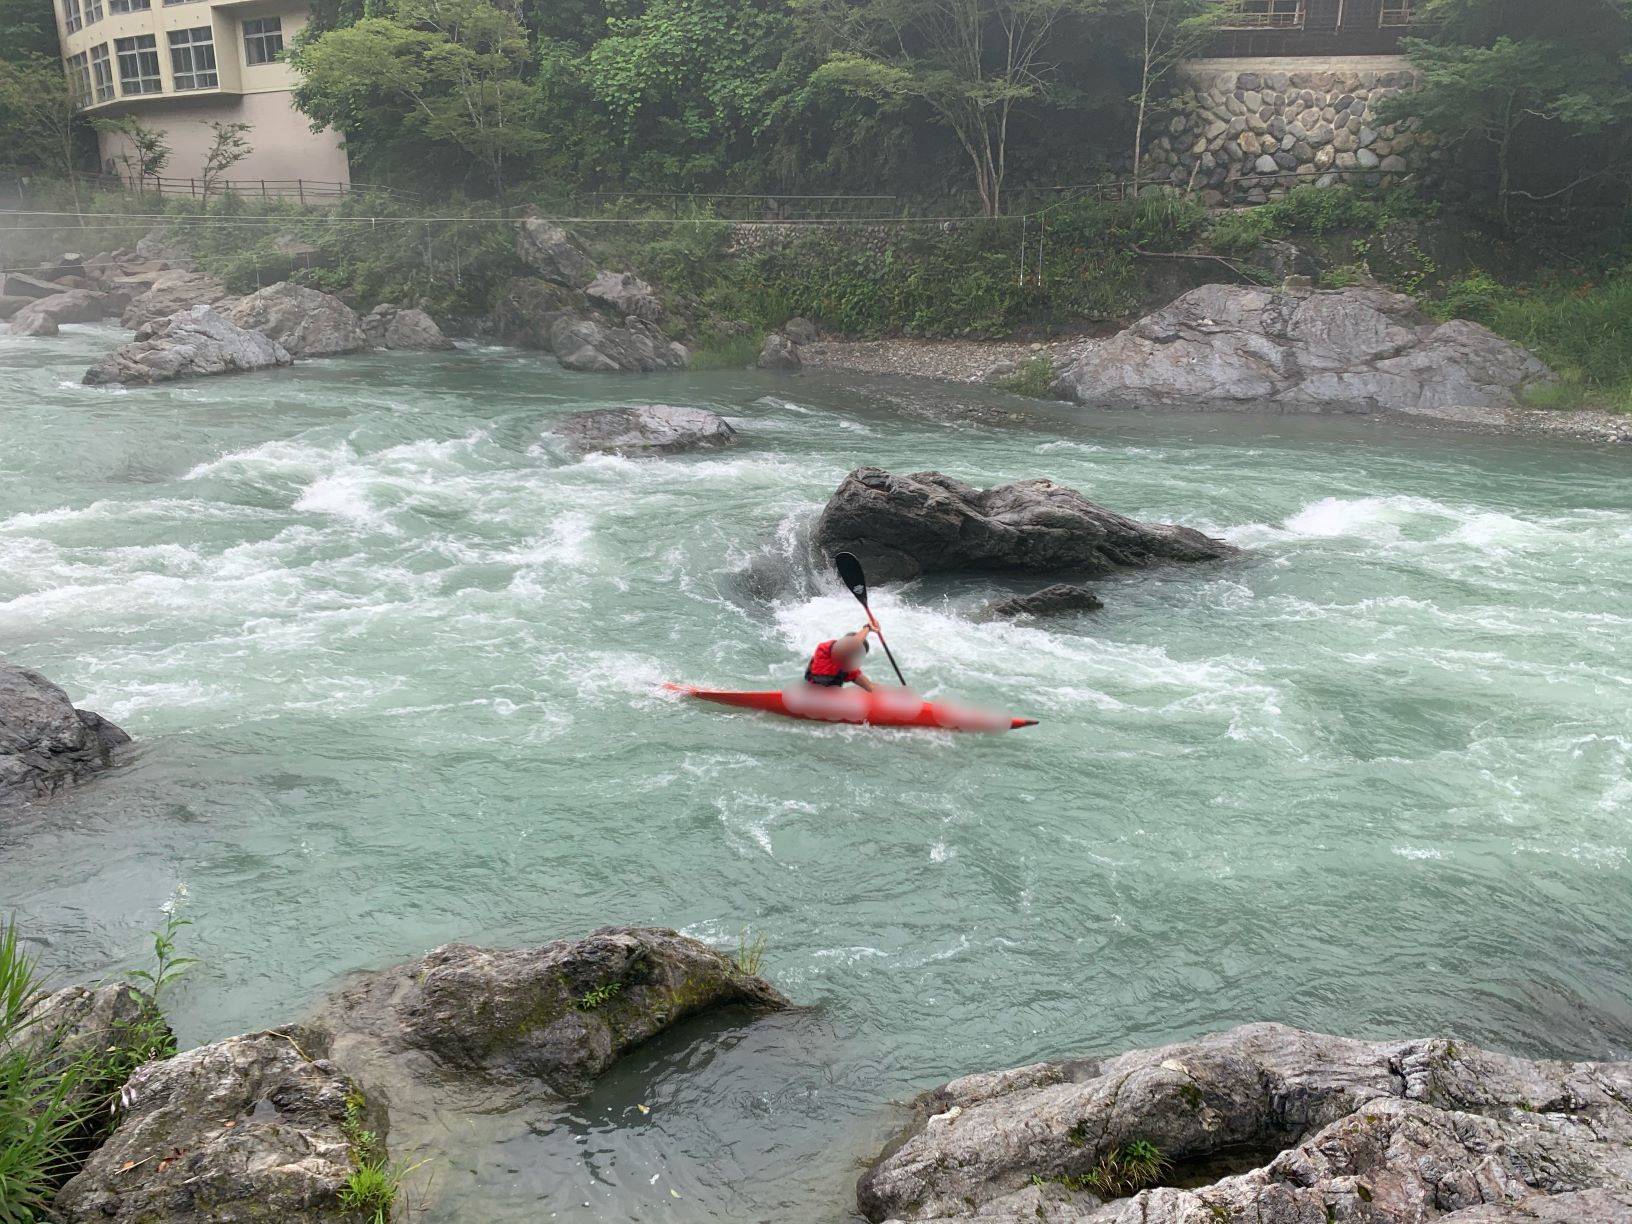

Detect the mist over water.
[{"left": 3, "top": 323, "right": 1631, "bottom": 1221}]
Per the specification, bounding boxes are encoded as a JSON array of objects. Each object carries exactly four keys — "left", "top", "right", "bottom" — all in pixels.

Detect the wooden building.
[{"left": 1209, "top": 0, "right": 1416, "bottom": 58}]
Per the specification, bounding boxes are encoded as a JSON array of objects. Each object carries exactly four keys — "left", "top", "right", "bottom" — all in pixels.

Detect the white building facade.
[{"left": 55, "top": 0, "right": 349, "bottom": 192}]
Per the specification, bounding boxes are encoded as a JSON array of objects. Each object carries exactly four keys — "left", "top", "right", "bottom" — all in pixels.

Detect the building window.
[
  {"left": 83, "top": 0, "right": 103, "bottom": 23},
  {"left": 63, "top": 0, "right": 83, "bottom": 34},
  {"left": 1219, "top": 0, "right": 1305, "bottom": 28},
  {"left": 168, "top": 25, "right": 217, "bottom": 90},
  {"left": 242, "top": 16, "right": 284, "bottom": 65},
  {"left": 108, "top": 0, "right": 152, "bottom": 11},
  {"left": 1379, "top": 1, "right": 1413, "bottom": 25},
  {"left": 89, "top": 43, "right": 115, "bottom": 101},
  {"left": 115, "top": 34, "right": 162, "bottom": 94},
  {"left": 66, "top": 52, "right": 91, "bottom": 105}
]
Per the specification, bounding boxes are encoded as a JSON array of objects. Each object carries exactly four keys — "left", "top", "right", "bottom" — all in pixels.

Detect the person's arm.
[{"left": 853, "top": 672, "right": 878, "bottom": 693}]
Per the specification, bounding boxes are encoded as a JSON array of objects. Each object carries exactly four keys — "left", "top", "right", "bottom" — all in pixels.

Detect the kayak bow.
[{"left": 666, "top": 684, "right": 1038, "bottom": 732}]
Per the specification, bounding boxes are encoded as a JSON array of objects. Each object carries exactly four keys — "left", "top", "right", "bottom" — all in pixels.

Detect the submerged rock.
[
  {"left": 361, "top": 303, "right": 454, "bottom": 350},
  {"left": 226, "top": 281, "right": 368, "bottom": 357},
  {"left": 55, "top": 1028, "right": 382, "bottom": 1224},
  {"left": 815, "top": 467, "right": 1236, "bottom": 584},
  {"left": 555, "top": 405, "right": 737, "bottom": 455},
  {"left": 857, "top": 1022, "right": 1632, "bottom": 1223},
  {"left": 308, "top": 927, "right": 789, "bottom": 1105},
  {"left": 981, "top": 583, "right": 1104, "bottom": 620},
  {"left": 84, "top": 305, "right": 292, "bottom": 385},
  {"left": 0, "top": 662, "right": 130, "bottom": 800},
  {"left": 756, "top": 332, "right": 802, "bottom": 371},
  {"left": 1054, "top": 284, "right": 1555, "bottom": 415},
  {"left": 120, "top": 269, "right": 229, "bottom": 328}
]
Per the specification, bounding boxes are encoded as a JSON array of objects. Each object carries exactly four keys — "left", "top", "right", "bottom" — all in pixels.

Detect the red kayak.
[{"left": 666, "top": 684, "right": 1038, "bottom": 732}]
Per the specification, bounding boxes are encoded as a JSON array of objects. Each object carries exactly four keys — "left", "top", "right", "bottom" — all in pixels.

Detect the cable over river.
[{"left": 3, "top": 324, "right": 1630, "bottom": 1221}]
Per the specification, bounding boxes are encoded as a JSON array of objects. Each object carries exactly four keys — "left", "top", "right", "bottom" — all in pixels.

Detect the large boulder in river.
[
  {"left": 756, "top": 331, "right": 802, "bottom": 371},
  {"left": 493, "top": 276, "right": 582, "bottom": 350},
  {"left": 1, "top": 662, "right": 130, "bottom": 800},
  {"left": 857, "top": 1022, "right": 1632, "bottom": 1223},
  {"left": 555, "top": 405, "right": 737, "bottom": 456},
  {"left": 815, "top": 468, "right": 1236, "bottom": 584},
  {"left": 226, "top": 281, "right": 367, "bottom": 357},
  {"left": 84, "top": 305, "right": 292, "bottom": 386},
  {"left": 308, "top": 927, "right": 789, "bottom": 1108},
  {"left": 56, "top": 1028, "right": 384, "bottom": 1224},
  {"left": 1054, "top": 284, "right": 1555, "bottom": 415},
  {"left": 515, "top": 214, "right": 598, "bottom": 288},
  {"left": 360, "top": 303, "right": 453, "bottom": 350},
  {"left": 8, "top": 289, "right": 122, "bottom": 336},
  {"left": 585, "top": 270, "right": 664, "bottom": 322},
  {"left": 120, "top": 269, "right": 229, "bottom": 328},
  {"left": 550, "top": 314, "right": 688, "bottom": 373}
]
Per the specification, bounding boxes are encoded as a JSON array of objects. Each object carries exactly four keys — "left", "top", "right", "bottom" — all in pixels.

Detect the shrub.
[{"left": 995, "top": 355, "right": 1057, "bottom": 399}]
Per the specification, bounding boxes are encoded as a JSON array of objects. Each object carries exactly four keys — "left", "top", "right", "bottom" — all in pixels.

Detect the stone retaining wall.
[{"left": 1144, "top": 56, "right": 1429, "bottom": 205}]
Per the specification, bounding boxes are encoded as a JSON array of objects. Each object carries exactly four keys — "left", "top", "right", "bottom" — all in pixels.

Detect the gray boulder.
[
  {"left": 515, "top": 215, "right": 598, "bottom": 288},
  {"left": 0, "top": 294, "right": 33, "bottom": 320},
  {"left": 1055, "top": 284, "right": 1554, "bottom": 415},
  {"left": 8, "top": 289, "right": 121, "bottom": 337},
  {"left": 554, "top": 405, "right": 737, "bottom": 456},
  {"left": 120, "top": 270, "right": 229, "bottom": 328},
  {"left": 361, "top": 303, "right": 453, "bottom": 350},
  {"left": 493, "top": 277, "right": 582, "bottom": 350},
  {"left": 858, "top": 1022, "right": 1632, "bottom": 1223},
  {"left": 756, "top": 332, "right": 803, "bottom": 371},
  {"left": 585, "top": 270, "right": 663, "bottom": 323},
  {"left": 981, "top": 583, "right": 1104, "bottom": 620},
  {"left": 0, "top": 272, "right": 67, "bottom": 300},
  {"left": 815, "top": 468, "right": 1237, "bottom": 584},
  {"left": 55, "top": 1028, "right": 383, "bottom": 1224},
  {"left": 225, "top": 281, "right": 367, "bottom": 357},
  {"left": 85, "top": 305, "right": 292, "bottom": 386},
  {"left": 307, "top": 927, "right": 789, "bottom": 1108},
  {"left": 784, "top": 316, "right": 818, "bottom": 345},
  {"left": 549, "top": 314, "right": 687, "bottom": 373},
  {"left": 0, "top": 662, "right": 130, "bottom": 800},
  {"left": 133, "top": 228, "right": 194, "bottom": 266}
]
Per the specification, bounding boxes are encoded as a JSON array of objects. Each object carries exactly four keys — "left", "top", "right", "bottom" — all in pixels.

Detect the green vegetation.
[
  {"left": 576, "top": 981, "right": 624, "bottom": 1011},
  {"left": 339, "top": 1090, "right": 419, "bottom": 1224},
  {"left": 1207, "top": 185, "right": 1432, "bottom": 257},
  {"left": 996, "top": 356, "right": 1057, "bottom": 398},
  {"left": 733, "top": 929, "right": 768, "bottom": 976},
  {"left": 1036, "top": 1137, "right": 1171, "bottom": 1199},
  {"left": 688, "top": 329, "right": 763, "bottom": 371}
]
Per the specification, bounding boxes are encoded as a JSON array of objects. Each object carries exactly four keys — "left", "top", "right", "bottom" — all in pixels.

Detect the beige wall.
[{"left": 59, "top": 0, "right": 349, "bottom": 188}]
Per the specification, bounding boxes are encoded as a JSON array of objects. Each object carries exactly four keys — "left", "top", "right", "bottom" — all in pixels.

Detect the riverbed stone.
[
  {"left": 492, "top": 277, "right": 582, "bottom": 350},
  {"left": 815, "top": 467, "right": 1236, "bottom": 584},
  {"left": 8, "top": 289, "right": 121, "bottom": 336},
  {"left": 55, "top": 1028, "right": 382, "bottom": 1224},
  {"left": 120, "top": 269, "right": 230, "bottom": 328},
  {"left": 226, "top": 281, "right": 367, "bottom": 357},
  {"left": 515, "top": 214, "right": 598, "bottom": 288},
  {"left": 554, "top": 405, "right": 737, "bottom": 455},
  {"left": 307, "top": 927, "right": 789, "bottom": 1108},
  {"left": 361, "top": 303, "right": 454, "bottom": 350},
  {"left": 0, "top": 662, "right": 130, "bottom": 800},
  {"left": 857, "top": 1022, "right": 1632, "bottom": 1223},
  {"left": 980, "top": 584, "right": 1105, "bottom": 620},
  {"left": 85, "top": 305, "right": 293, "bottom": 386},
  {"left": 756, "top": 331, "right": 803, "bottom": 371},
  {"left": 584, "top": 270, "right": 664, "bottom": 323},
  {"left": 1054, "top": 284, "right": 1554, "bottom": 416}
]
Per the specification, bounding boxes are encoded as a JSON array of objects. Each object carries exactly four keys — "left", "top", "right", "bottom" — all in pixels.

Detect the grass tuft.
[
  {"left": 733, "top": 929, "right": 768, "bottom": 977},
  {"left": 995, "top": 355, "right": 1057, "bottom": 399}
]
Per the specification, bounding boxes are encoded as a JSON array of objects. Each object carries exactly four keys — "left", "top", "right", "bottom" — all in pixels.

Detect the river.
[{"left": 3, "top": 323, "right": 1630, "bottom": 1221}]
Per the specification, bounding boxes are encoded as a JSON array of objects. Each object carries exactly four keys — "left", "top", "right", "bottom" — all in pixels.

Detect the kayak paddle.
[{"left": 833, "top": 551, "right": 908, "bottom": 686}]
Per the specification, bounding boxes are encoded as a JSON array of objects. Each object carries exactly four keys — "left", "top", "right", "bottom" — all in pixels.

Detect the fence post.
[
  {"left": 298, "top": 180, "right": 305, "bottom": 206},
  {"left": 261, "top": 180, "right": 267, "bottom": 200}
]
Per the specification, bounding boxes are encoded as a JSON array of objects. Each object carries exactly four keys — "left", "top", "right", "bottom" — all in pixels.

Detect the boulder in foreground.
[
  {"left": 83, "top": 305, "right": 292, "bottom": 385},
  {"left": 308, "top": 926, "right": 788, "bottom": 1102},
  {"left": 226, "top": 281, "right": 367, "bottom": 357},
  {"left": 1055, "top": 284, "right": 1555, "bottom": 415},
  {"left": 56, "top": 1028, "right": 383, "bottom": 1224},
  {"left": 0, "top": 662, "right": 130, "bottom": 800},
  {"left": 555, "top": 405, "right": 737, "bottom": 456},
  {"left": 857, "top": 1021, "right": 1632, "bottom": 1222},
  {"left": 361, "top": 303, "right": 454, "bottom": 350},
  {"left": 816, "top": 467, "right": 1236, "bottom": 583}
]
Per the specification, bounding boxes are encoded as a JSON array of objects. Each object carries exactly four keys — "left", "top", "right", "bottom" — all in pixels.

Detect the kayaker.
[{"left": 804, "top": 625, "right": 878, "bottom": 691}]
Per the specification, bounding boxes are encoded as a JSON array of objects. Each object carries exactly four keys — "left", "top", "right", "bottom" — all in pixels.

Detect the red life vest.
[{"left": 804, "top": 639, "right": 860, "bottom": 687}]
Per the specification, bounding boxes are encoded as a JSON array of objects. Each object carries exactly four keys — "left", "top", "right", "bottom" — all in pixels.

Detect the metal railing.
[
  {"left": 74, "top": 172, "right": 420, "bottom": 204},
  {"left": 1217, "top": 1, "right": 1305, "bottom": 29}
]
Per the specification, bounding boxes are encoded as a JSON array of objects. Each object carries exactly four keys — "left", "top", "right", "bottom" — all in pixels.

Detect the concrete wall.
[{"left": 1145, "top": 56, "right": 1430, "bottom": 206}]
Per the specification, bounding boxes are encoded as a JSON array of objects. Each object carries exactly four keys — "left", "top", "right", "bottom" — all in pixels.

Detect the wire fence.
[{"left": 8, "top": 172, "right": 423, "bottom": 207}]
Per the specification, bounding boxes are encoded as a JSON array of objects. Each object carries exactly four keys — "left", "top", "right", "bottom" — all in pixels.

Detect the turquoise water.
[{"left": 3, "top": 323, "right": 1631, "bottom": 1221}]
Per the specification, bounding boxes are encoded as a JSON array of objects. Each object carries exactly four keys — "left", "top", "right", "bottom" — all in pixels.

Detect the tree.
[
  {"left": 0, "top": 0, "right": 59, "bottom": 65},
  {"left": 1120, "top": 0, "right": 1226, "bottom": 191},
  {"left": 799, "top": 0, "right": 1096, "bottom": 215},
  {"left": 93, "top": 115, "right": 172, "bottom": 187},
  {"left": 293, "top": 0, "right": 541, "bottom": 193},
  {"left": 200, "top": 121, "right": 253, "bottom": 199},
  {"left": 1381, "top": 0, "right": 1632, "bottom": 223},
  {"left": 0, "top": 57, "right": 89, "bottom": 207}
]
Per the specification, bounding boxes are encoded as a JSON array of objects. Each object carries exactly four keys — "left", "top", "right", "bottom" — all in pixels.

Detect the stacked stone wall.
[{"left": 1144, "top": 57, "right": 1429, "bottom": 205}]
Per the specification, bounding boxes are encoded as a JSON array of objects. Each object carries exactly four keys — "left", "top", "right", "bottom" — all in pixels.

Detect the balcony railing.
[
  {"left": 1218, "top": 2, "right": 1305, "bottom": 28},
  {"left": 1379, "top": 3, "right": 1413, "bottom": 26}
]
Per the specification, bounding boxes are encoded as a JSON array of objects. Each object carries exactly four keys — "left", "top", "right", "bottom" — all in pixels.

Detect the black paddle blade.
[{"left": 834, "top": 551, "right": 869, "bottom": 604}]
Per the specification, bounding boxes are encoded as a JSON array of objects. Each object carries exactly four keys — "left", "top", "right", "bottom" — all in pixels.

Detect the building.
[
  {"left": 1143, "top": 0, "right": 1425, "bottom": 205},
  {"left": 54, "top": 0, "right": 349, "bottom": 192}
]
